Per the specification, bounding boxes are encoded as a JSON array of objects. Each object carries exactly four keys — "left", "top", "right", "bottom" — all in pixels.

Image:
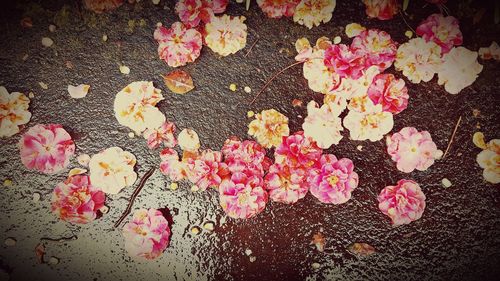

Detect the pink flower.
[
  {"left": 368, "top": 73, "right": 409, "bottom": 114},
  {"left": 175, "top": 0, "right": 228, "bottom": 28},
  {"left": 219, "top": 172, "right": 268, "bottom": 219},
  {"left": 19, "top": 124, "right": 75, "bottom": 174},
  {"left": 154, "top": 22, "right": 202, "bottom": 67},
  {"left": 257, "top": 0, "right": 301, "bottom": 18},
  {"left": 187, "top": 149, "right": 230, "bottom": 190},
  {"left": 122, "top": 208, "right": 171, "bottom": 260},
  {"left": 386, "top": 127, "right": 443, "bottom": 173},
  {"left": 51, "top": 174, "right": 106, "bottom": 224},
  {"left": 362, "top": 0, "right": 399, "bottom": 20},
  {"left": 416, "top": 13, "right": 462, "bottom": 54},
  {"left": 324, "top": 44, "right": 366, "bottom": 79},
  {"left": 159, "top": 148, "right": 188, "bottom": 182},
  {"left": 143, "top": 121, "right": 177, "bottom": 149},
  {"left": 351, "top": 29, "right": 397, "bottom": 72},
  {"left": 264, "top": 163, "right": 309, "bottom": 204},
  {"left": 309, "top": 154, "right": 359, "bottom": 204},
  {"left": 378, "top": 179, "right": 426, "bottom": 226},
  {"left": 275, "top": 131, "right": 323, "bottom": 169},
  {"left": 222, "top": 137, "right": 271, "bottom": 176}
]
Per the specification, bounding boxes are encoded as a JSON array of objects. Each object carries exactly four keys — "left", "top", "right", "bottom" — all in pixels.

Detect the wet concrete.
[{"left": 0, "top": 0, "right": 499, "bottom": 280}]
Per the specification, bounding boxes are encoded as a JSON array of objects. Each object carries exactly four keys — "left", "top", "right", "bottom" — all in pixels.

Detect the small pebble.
[
  {"left": 203, "top": 222, "right": 215, "bottom": 231},
  {"left": 191, "top": 226, "right": 201, "bottom": 235},
  {"left": 102, "top": 34, "right": 108, "bottom": 42},
  {"left": 357, "top": 145, "right": 363, "bottom": 151},
  {"left": 32, "top": 192, "right": 41, "bottom": 202},
  {"left": 249, "top": 256, "right": 256, "bottom": 262},
  {"left": 457, "top": 152, "right": 463, "bottom": 157},
  {"left": 100, "top": 205, "right": 110, "bottom": 214},
  {"left": 120, "top": 65, "right": 130, "bottom": 75},
  {"left": 42, "top": 37, "right": 54, "bottom": 47},
  {"left": 244, "top": 86, "right": 251, "bottom": 93},
  {"left": 333, "top": 36, "right": 341, "bottom": 44},
  {"left": 247, "top": 111, "right": 255, "bottom": 118},
  {"left": 48, "top": 24, "right": 56, "bottom": 32},
  {"left": 170, "top": 182, "right": 179, "bottom": 191},
  {"left": 312, "top": 262, "right": 321, "bottom": 269},
  {"left": 48, "top": 257, "right": 59, "bottom": 265},
  {"left": 28, "top": 92, "right": 35, "bottom": 98},
  {"left": 3, "top": 179, "right": 12, "bottom": 187},
  {"left": 128, "top": 132, "right": 135, "bottom": 138},
  {"left": 229, "top": 84, "right": 237, "bottom": 92},
  {"left": 152, "top": 0, "right": 160, "bottom": 5},
  {"left": 442, "top": 178, "right": 452, "bottom": 188},
  {"left": 404, "top": 30, "right": 413, "bottom": 38},
  {"left": 39, "top": 82, "right": 48, "bottom": 90},
  {"left": 245, "top": 249, "right": 252, "bottom": 256},
  {"left": 77, "top": 154, "right": 91, "bottom": 167},
  {"left": 4, "top": 238, "right": 16, "bottom": 247}
]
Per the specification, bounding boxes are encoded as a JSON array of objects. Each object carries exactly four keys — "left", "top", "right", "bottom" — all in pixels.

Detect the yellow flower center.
[{"left": 327, "top": 175, "right": 339, "bottom": 186}]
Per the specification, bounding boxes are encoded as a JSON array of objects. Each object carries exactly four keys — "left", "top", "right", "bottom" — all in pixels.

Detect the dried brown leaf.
[
  {"left": 163, "top": 70, "right": 194, "bottom": 95},
  {"left": 348, "top": 242, "right": 376, "bottom": 256}
]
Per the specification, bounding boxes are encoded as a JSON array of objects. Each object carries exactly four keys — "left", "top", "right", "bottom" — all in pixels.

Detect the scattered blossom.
[
  {"left": 416, "top": 13, "right": 462, "bottom": 54},
  {"left": 264, "top": 163, "right": 308, "bottom": 204},
  {"left": 19, "top": 124, "right": 75, "bottom": 174},
  {"left": 222, "top": 137, "right": 270, "bottom": 176},
  {"left": 143, "top": 121, "right": 177, "bottom": 149},
  {"left": 160, "top": 148, "right": 188, "bottom": 182},
  {"left": 351, "top": 29, "right": 397, "bottom": 72},
  {"left": 309, "top": 154, "right": 359, "bottom": 204},
  {"left": 293, "top": 0, "right": 336, "bottom": 29},
  {"left": 257, "top": 0, "right": 300, "bottom": 18},
  {"left": 0, "top": 86, "right": 31, "bottom": 138},
  {"left": 324, "top": 43, "right": 365, "bottom": 79},
  {"left": 301, "top": 38, "right": 341, "bottom": 94},
  {"left": 362, "top": 0, "right": 398, "bottom": 20},
  {"left": 186, "top": 149, "right": 229, "bottom": 190},
  {"left": 478, "top": 41, "right": 500, "bottom": 61},
  {"left": 122, "top": 208, "right": 171, "bottom": 260},
  {"left": 394, "top": 38, "right": 442, "bottom": 84},
  {"left": 67, "top": 84, "right": 90, "bottom": 99},
  {"left": 345, "top": 23, "right": 366, "bottom": 38},
  {"left": 51, "top": 175, "right": 105, "bottom": 224},
  {"left": 178, "top": 128, "right": 200, "bottom": 152},
  {"left": 219, "top": 172, "right": 268, "bottom": 219},
  {"left": 89, "top": 147, "right": 137, "bottom": 194},
  {"left": 248, "top": 109, "right": 290, "bottom": 148},
  {"left": 205, "top": 15, "right": 247, "bottom": 56},
  {"left": 367, "top": 73, "right": 409, "bottom": 114},
  {"left": 386, "top": 127, "right": 442, "bottom": 173},
  {"left": 114, "top": 81, "right": 165, "bottom": 134},
  {"left": 473, "top": 133, "right": 500, "bottom": 184},
  {"left": 437, "top": 47, "right": 483, "bottom": 95},
  {"left": 175, "top": 0, "right": 228, "bottom": 28},
  {"left": 378, "top": 179, "right": 426, "bottom": 226},
  {"left": 275, "top": 131, "right": 322, "bottom": 168},
  {"left": 343, "top": 104, "right": 394, "bottom": 141},
  {"left": 154, "top": 22, "right": 202, "bottom": 67},
  {"left": 329, "top": 65, "right": 380, "bottom": 99},
  {"left": 303, "top": 101, "right": 343, "bottom": 149}
]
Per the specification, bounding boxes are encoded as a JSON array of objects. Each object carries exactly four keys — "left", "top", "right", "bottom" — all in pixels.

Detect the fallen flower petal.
[
  {"left": 478, "top": 41, "right": 500, "bottom": 61},
  {"left": 178, "top": 128, "right": 200, "bottom": 152},
  {"left": 143, "top": 121, "right": 177, "bottom": 149},
  {"left": 67, "top": 84, "right": 90, "bottom": 99},
  {"left": 348, "top": 242, "right": 376, "bottom": 256}
]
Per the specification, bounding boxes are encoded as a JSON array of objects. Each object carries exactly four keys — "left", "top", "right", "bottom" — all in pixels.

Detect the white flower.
[
  {"left": 178, "top": 128, "right": 200, "bottom": 152},
  {"left": 330, "top": 66, "right": 379, "bottom": 99},
  {"left": 293, "top": 0, "right": 336, "bottom": 29},
  {"left": 0, "top": 86, "right": 31, "bottom": 138},
  {"left": 437, "top": 47, "right": 483, "bottom": 94},
  {"left": 303, "top": 101, "right": 343, "bottom": 149},
  {"left": 89, "top": 147, "right": 137, "bottom": 194},
  {"left": 476, "top": 138, "right": 500, "bottom": 184},
  {"left": 343, "top": 104, "right": 394, "bottom": 142},
  {"left": 394, "top": 38, "right": 442, "bottom": 84},
  {"left": 205, "top": 15, "right": 247, "bottom": 56}
]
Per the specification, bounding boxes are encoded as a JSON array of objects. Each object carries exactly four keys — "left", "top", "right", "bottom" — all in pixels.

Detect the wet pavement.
[{"left": 1, "top": 1, "right": 500, "bottom": 280}]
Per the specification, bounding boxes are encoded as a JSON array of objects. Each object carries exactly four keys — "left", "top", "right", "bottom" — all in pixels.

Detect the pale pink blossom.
[
  {"left": 378, "top": 179, "right": 426, "bottom": 226},
  {"left": 154, "top": 22, "right": 202, "bottom": 68},
  {"left": 368, "top": 73, "right": 409, "bottom": 114},
  {"left": 351, "top": 29, "right": 397, "bottom": 72},
  {"left": 362, "top": 0, "right": 399, "bottom": 20},
  {"left": 264, "top": 163, "right": 309, "bottom": 204},
  {"left": 416, "top": 13, "right": 462, "bottom": 54},
  {"left": 219, "top": 172, "right": 268, "bottom": 219},
  {"left": 293, "top": 0, "right": 336, "bottom": 29},
  {"left": 386, "top": 127, "right": 442, "bottom": 173},
  {"left": 205, "top": 15, "right": 247, "bottom": 56},
  {"left": 309, "top": 154, "right": 359, "bottom": 204},
  {"left": 437, "top": 47, "right": 483, "bottom": 95},
  {"left": 0, "top": 86, "right": 31, "bottom": 138},
  {"left": 394, "top": 38, "right": 442, "bottom": 84},
  {"left": 302, "top": 101, "right": 343, "bottom": 149},
  {"left": 301, "top": 38, "right": 342, "bottom": 94},
  {"left": 343, "top": 105, "right": 394, "bottom": 141},
  {"left": 187, "top": 149, "right": 230, "bottom": 190},
  {"left": 175, "top": 0, "right": 228, "bottom": 28},
  {"left": 275, "top": 131, "right": 322, "bottom": 169},
  {"left": 257, "top": 0, "right": 300, "bottom": 18},
  {"left": 19, "top": 124, "right": 75, "bottom": 174},
  {"left": 222, "top": 137, "right": 271, "bottom": 176},
  {"left": 143, "top": 121, "right": 177, "bottom": 149},
  {"left": 324, "top": 44, "right": 366, "bottom": 79},
  {"left": 51, "top": 174, "right": 106, "bottom": 224},
  {"left": 159, "top": 148, "right": 188, "bottom": 182},
  {"left": 122, "top": 208, "right": 171, "bottom": 260}
]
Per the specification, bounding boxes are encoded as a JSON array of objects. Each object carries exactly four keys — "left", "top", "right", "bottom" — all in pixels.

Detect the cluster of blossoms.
[
  {"left": 175, "top": 0, "right": 228, "bottom": 28},
  {"left": 395, "top": 13, "right": 482, "bottom": 94},
  {"left": 378, "top": 179, "right": 426, "bottom": 226},
  {"left": 257, "top": 0, "right": 336, "bottom": 29},
  {"left": 473, "top": 132, "right": 500, "bottom": 184},
  {"left": 1, "top": 86, "right": 31, "bottom": 138}
]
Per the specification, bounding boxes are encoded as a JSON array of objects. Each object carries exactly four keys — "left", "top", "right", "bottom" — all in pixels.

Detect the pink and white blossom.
[
  {"left": 275, "top": 131, "right": 322, "bottom": 169},
  {"left": 159, "top": 148, "right": 188, "bottom": 182},
  {"left": 0, "top": 86, "right": 31, "bottom": 138},
  {"left": 416, "top": 13, "right": 462, "bottom": 54},
  {"left": 175, "top": 0, "right": 228, "bottom": 28},
  {"left": 378, "top": 179, "right": 426, "bottom": 226},
  {"left": 324, "top": 44, "right": 366, "bottom": 79},
  {"left": 88, "top": 147, "right": 137, "bottom": 194},
  {"left": 143, "top": 121, "right": 177, "bottom": 149},
  {"left": 186, "top": 149, "right": 230, "bottom": 190},
  {"left": 302, "top": 101, "right": 343, "bottom": 149},
  {"left": 343, "top": 104, "right": 394, "bottom": 141},
  {"left": 367, "top": 73, "right": 409, "bottom": 114},
  {"left": 154, "top": 22, "right": 202, "bottom": 67},
  {"left": 394, "top": 38, "right": 442, "bottom": 84},
  {"left": 222, "top": 137, "right": 271, "bottom": 176},
  {"left": 205, "top": 15, "right": 247, "bottom": 56},
  {"left": 257, "top": 0, "right": 300, "bottom": 18},
  {"left": 219, "top": 172, "right": 268, "bottom": 219},
  {"left": 362, "top": 0, "right": 399, "bottom": 20},
  {"left": 293, "top": 0, "right": 336, "bottom": 29},
  {"left": 437, "top": 47, "right": 483, "bottom": 95},
  {"left": 264, "top": 163, "right": 309, "bottom": 204},
  {"left": 351, "top": 29, "right": 397, "bottom": 72}
]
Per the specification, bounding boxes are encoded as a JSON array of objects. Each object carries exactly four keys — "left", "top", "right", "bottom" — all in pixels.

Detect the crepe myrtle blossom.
[
  {"left": 386, "top": 127, "right": 442, "bottom": 173},
  {"left": 154, "top": 22, "right": 202, "bottom": 68},
  {"left": 275, "top": 131, "right": 323, "bottom": 169},
  {"left": 394, "top": 38, "right": 442, "bottom": 84},
  {"left": 324, "top": 43, "right": 366, "bottom": 80},
  {"left": 309, "top": 154, "right": 359, "bottom": 204},
  {"left": 219, "top": 172, "right": 268, "bottom": 219},
  {"left": 478, "top": 41, "right": 500, "bottom": 61},
  {"left": 222, "top": 137, "right": 271, "bottom": 176},
  {"left": 378, "top": 179, "right": 426, "bottom": 226},
  {"left": 51, "top": 174, "right": 106, "bottom": 224},
  {"left": 475, "top": 137, "right": 500, "bottom": 184},
  {"left": 19, "top": 124, "right": 75, "bottom": 174},
  {"left": 264, "top": 163, "right": 309, "bottom": 204},
  {"left": 186, "top": 149, "right": 230, "bottom": 190},
  {"left": 160, "top": 148, "right": 188, "bottom": 182},
  {"left": 89, "top": 147, "right": 137, "bottom": 194},
  {"left": 351, "top": 29, "right": 397, "bottom": 73},
  {"left": 293, "top": 0, "right": 336, "bottom": 29},
  {"left": 205, "top": 15, "right": 247, "bottom": 56},
  {"left": 437, "top": 47, "right": 483, "bottom": 95},
  {"left": 143, "top": 121, "right": 177, "bottom": 150},
  {"left": 122, "top": 208, "right": 171, "bottom": 260},
  {"left": 303, "top": 101, "right": 343, "bottom": 149},
  {"left": 248, "top": 109, "right": 290, "bottom": 148},
  {"left": 0, "top": 86, "right": 31, "bottom": 138},
  {"left": 368, "top": 73, "right": 409, "bottom": 114},
  {"left": 330, "top": 65, "right": 380, "bottom": 100},
  {"left": 416, "top": 13, "right": 462, "bottom": 54},
  {"left": 175, "top": 0, "right": 228, "bottom": 28},
  {"left": 343, "top": 104, "right": 394, "bottom": 142},
  {"left": 257, "top": 0, "right": 300, "bottom": 18},
  {"left": 362, "top": 0, "right": 398, "bottom": 20},
  {"left": 114, "top": 81, "right": 165, "bottom": 134}
]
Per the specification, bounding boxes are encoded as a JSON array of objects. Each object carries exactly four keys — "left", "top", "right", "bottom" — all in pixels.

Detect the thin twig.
[
  {"left": 443, "top": 116, "right": 462, "bottom": 159},
  {"left": 114, "top": 167, "right": 155, "bottom": 228},
  {"left": 249, "top": 60, "right": 304, "bottom": 105},
  {"left": 399, "top": 11, "right": 416, "bottom": 34},
  {"left": 244, "top": 38, "right": 259, "bottom": 58}
]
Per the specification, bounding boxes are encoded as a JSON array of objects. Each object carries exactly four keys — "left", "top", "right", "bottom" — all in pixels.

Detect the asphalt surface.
[{"left": 0, "top": 1, "right": 499, "bottom": 281}]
